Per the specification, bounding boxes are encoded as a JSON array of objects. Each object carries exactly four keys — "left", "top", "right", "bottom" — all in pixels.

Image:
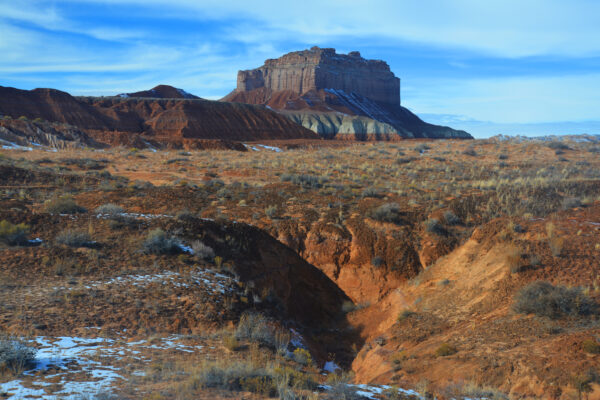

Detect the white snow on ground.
[
  {"left": 178, "top": 244, "right": 194, "bottom": 254},
  {"left": 0, "top": 381, "right": 45, "bottom": 398},
  {"left": 0, "top": 139, "right": 33, "bottom": 151},
  {"left": 353, "top": 384, "right": 422, "bottom": 399},
  {"left": 289, "top": 328, "right": 307, "bottom": 349},
  {"left": 95, "top": 212, "right": 174, "bottom": 220},
  {"left": 141, "top": 139, "right": 157, "bottom": 152},
  {"left": 323, "top": 361, "right": 341, "bottom": 373},
  {"left": 319, "top": 383, "right": 423, "bottom": 400},
  {"left": 0, "top": 336, "right": 121, "bottom": 399},
  {"left": 0, "top": 335, "right": 210, "bottom": 399},
  {"left": 243, "top": 144, "right": 261, "bottom": 151},
  {"left": 55, "top": 267, "right": 234, "bottom": 295},
  {"left": 243, "top": 143, "right": 283, "bottom": 152},
  {"left": 256, "top": 144, "right": 283, "bottom": 152}
]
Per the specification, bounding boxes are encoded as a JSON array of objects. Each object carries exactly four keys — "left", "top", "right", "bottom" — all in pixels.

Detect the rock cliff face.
[
  {"left": 237, "top": 47, "right": 400, "bottom": 106},
  {"left": 224, "top": 47, "right": 472, "bottom": 140},
  {"left": 0, "top": 85, "right": 319, "bottom": 148}
]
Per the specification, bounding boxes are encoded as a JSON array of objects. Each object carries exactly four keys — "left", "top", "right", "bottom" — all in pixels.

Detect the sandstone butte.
[{"left": 222, "top": 46, "right": 472, "bottom": 140}]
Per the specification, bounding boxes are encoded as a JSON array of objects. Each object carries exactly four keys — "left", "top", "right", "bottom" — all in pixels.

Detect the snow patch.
[
  {"left": 256, "top": 144, "right": 283, "bottom": 152},
  {"left": 323, "top": 361, "right": 341, "bottom": 373},
  {"left": 0, "top": 334, "right": 213, "bottom": 399},
  {"left": 178, "top": 244, "right": 194, "bottom": 254},
  {"left": 0, "top": 139, "right": 33, "bottom": 151}
]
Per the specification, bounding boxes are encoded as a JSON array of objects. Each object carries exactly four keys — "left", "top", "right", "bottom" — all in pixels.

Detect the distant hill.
[
  {"left": 0, "top": 86, "right": 319, "bottom": 149},
  {"left": 118, "top": 84, "right": 201, "bottom": 99}
]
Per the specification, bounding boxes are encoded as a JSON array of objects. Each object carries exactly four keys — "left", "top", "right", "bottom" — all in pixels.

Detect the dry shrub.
[
  {"left": 191, "top": 240, "right": 215, "bottom": 260},
  {"left": 545, "top": 222, "right": 564, "bottom": 256},
  {"left": 0, "top": 220, "right": 29, "bottom": 245},
  {"left": 548, "top": 236, "right": 564, "bottom": 257},
  {"left": 235, "top": 312, "right": 277, "bottom": 347},
  {"left": 582, "top": 339, "right": 600, "bottom": 354},
  {"left": 443, "top": 211, "right": 461, "bottom": 225},
  {"left": 56, "top": 230, "right": 93, "bottom": 248},
  {"left": 424, "top": 218, "right": 446, "bottom": 236},
  {"left": 0, "top": 335, "right": 37, "bottom": 376},
  {"left": 505, "top": 244, "right": 524, "bottom": 273},
  {"left": 292, "top": 348, "right": 312, "bottom": 366},
  {"left": 513, "top": 281, "right": 597, "bottom": 319},
  {"left": 187, "top": 358, "right": 275, "bottom": 396},
  {"left": 368, "top": 203, "right": 403, "bottom": 224},
  {"left": 223, "top": 335, "right": 241, "bottom": 351},
  {"left": 141, "top": 228, "right": 182, "bottom": 255},
  {"left": 435, "top": 343, "right": 457, "bottom": 357},
  {"left": 45, "top": 196, "right": 86, "bottom": 214}
]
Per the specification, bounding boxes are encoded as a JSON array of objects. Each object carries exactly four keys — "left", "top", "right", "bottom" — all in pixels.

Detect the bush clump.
[
  {"left": 513, "top": 281, "right": 597, "bottom": 319},
  {"left": 0, "top": 336, "right": 37, "bottom": 375},
  {"left": 582, "top": 338, "right": 600, "bottom": 354},
  {"left": 368, "top": 203, "right": 403, "bottom": 224},
  {"left": 371, "top": 256, "right": 384, "bottom": 268},
  {"left": 435, "top": 343, "right": 457, "bottom": 357},
  {"left": 45, "top": 196, "right": 86, "bottom": 214},
  {"left": 424, "top": 218, "right": 446, "bottom": 235},
  {"left": 280, "top": 174, "right": 325, "bottom": 189},
  {"left": 443, "top": 211, "right": 461, "bottom": 225},
  {"left": 0, "top": 220, "right": 29, "bottom": 245},
  {"left": 235, "top": 313, "right": 277, "bottom": 347},
  {"left": 292, "top": 348, "right": 313, "bottom": 366},
  {"left": 55, "top": 230, "right": 93, "bottom": 248},
  {"left": 265, "top": 205, "right": 278, "bottom": 219},
  {"left": 546, "top": 141, "right": 570, "bottom": 150},
  {"left": 141, "top": 228, "right": 183, "bottom": 255},
  {"left": 462, "top": 147, "right": 477, "bottom": 156},
  {"left": 176, "top": 209, "right": 195, "bottom": 221},
  {"left": 361, "top": 187, "right": 381, "bottom": 198},
  {"left": 191, "top": 240, "right": 215, "bottom": 260},
  {"left": 190, "top": 359, "right": 275, "bottom": 396}
]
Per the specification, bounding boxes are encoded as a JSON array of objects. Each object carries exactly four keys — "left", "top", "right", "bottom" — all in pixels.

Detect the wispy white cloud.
[
  {"left": 62, "top": 0, "right": 600, "bottom": 57},
  {"left": 0, "top": 1, "right": 65, "bottom": 30}
]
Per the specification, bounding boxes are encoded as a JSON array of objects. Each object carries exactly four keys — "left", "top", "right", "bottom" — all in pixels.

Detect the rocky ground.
[{"left": 0, "top": 137, "right": 599, "bottom": 399}]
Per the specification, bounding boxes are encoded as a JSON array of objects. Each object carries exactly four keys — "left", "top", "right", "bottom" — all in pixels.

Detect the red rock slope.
[{"left": 0, "top": 85, "right": 319, "bottom": 148}]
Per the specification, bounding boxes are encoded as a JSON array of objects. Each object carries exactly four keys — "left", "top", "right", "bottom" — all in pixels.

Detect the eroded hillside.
[{"left": 1, "top": 137, "right": 599, "bottom": 399}]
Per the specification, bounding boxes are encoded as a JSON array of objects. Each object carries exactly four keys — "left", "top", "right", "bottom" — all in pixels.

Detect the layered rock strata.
[{"left": 224, "top": 47, "right": 472, "bottom": 139}]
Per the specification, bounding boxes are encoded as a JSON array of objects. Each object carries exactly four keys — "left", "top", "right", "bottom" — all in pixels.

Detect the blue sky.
[{"left": 1, "top": 0, "right": 599, "bottom": 137}]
